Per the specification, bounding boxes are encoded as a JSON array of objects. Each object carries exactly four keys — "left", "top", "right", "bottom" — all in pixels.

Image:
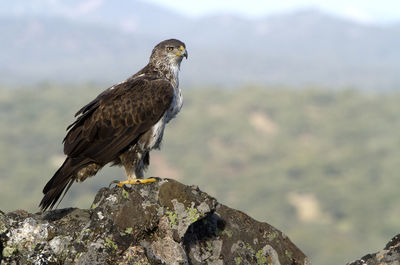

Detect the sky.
[{"left": 146, "top": 0, "right": 400, "bottom": 23}]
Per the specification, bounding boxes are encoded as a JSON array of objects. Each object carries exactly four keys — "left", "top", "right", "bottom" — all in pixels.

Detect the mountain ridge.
[{"left": 1, "top": 2, "right": 400, "bottom": 89}]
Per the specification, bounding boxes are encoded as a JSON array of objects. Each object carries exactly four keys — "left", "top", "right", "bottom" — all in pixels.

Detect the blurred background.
[{"left": 1, "top": 0, "right": 399, "bottom": 264}]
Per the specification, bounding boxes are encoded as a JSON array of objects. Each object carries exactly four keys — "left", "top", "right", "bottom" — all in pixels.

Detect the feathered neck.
[{"left": 134, "top": 59, "right": 181, "bottom": 89}]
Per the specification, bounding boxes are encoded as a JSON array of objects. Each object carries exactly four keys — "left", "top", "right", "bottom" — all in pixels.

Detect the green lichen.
[
  {"left": 0, "top": 221, "right": 7, "bottom": 234},
  {"left": 166, "top": 206, "right": 200, "bottom": 228},
  {"left": 122, "top": 189, "right": 130, "bottom": 199},
  {"left": 206, "top": 241, "right": 213, "bottom": 252},
  {"left": 267, "top": 232, "right": 277, "bottom": 241},
  {"left": 125, "top": 227, "right": 133, "bottom": 234},
  {"left": 90, "top": 202, "right": 98, "bottom": 209},
  {"left": 235, "top": 256, "right": 243, "bottom": 264},
  {"left": 244, "top": 242, "right": 254, "bottom": 252},
  {"left": 222, "top": 229, "right": 233, "bottom": 238},
  {"left": 186, "top": 207, "right": 200, "bottom": 223},
  {"left": 216, "top": 227, "right": 233, "bottom": 238},
  {"left": 256, "top": 249, "right": 269, "bottom": 265},
  {"left": 2, "top": 246, "right": 16, "bottom": 257},
  {"left": 166, "top": 210, "right": 178, "bottom": 227},
  {"left": 80, "top": 228, "right": 91, "bottom": 241},
  {"left": 104, "top": 237, "right": 118, "bottom": 250},
  {"left": 285, "top": 250, "right": 292, "bottom": 259},
  {"left": 235, "top": 242, "right": 272, "bottom": 265}
]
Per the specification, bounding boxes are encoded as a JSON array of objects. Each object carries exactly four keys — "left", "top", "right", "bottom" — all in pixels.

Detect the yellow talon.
[{"left": 116, "top": 178, "right": 157, "bottom": 187}]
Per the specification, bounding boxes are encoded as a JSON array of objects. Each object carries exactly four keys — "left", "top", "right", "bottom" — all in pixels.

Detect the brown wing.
[{"left": 63, "top": 76, "right": 174, "bottom": 164}]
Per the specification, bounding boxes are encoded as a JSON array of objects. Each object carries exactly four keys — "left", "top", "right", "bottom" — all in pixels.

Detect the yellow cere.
[{"left": 179, "top": 46, "right": 184, "bottom": 51}]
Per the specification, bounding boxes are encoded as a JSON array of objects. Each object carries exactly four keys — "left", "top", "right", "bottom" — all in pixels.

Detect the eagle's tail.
[{"left": 39, "top": 157, "right": 91, "bottom": 211}]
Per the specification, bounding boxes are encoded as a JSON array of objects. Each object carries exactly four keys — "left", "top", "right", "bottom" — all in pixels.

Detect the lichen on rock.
[
  {"left": 0, "top": 179, "right": 311, "bottom": 265},
  {"left": 347, "top": 234, "right": 400, "bottom": 265}
]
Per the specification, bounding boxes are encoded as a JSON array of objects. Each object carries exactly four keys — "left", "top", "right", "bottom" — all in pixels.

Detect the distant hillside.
[{"left": 1, "top": 1, "right": 400, "bottom": 89}]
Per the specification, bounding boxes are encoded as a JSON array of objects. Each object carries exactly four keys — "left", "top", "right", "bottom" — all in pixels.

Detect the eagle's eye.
[{"left": 167, "top": 47, "right": 174, "bottom": 52}]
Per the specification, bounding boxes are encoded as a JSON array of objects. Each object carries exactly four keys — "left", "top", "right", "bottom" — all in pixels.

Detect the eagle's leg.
[
  {"left": 116, "top": 178, "right": 157, "bottom": 187},
  {"left": 115, "top": 152, "right": 158, "bottom": 187},
  {"left": 115, "top": 168, "right": 157, "bottom": 187}
]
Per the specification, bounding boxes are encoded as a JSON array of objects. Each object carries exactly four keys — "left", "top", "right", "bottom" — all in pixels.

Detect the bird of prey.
[{"left": 39, "top": 39, "right": 188, "bottom": 211}]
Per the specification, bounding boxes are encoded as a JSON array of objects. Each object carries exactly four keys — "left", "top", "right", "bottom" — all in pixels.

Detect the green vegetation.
[{"left": 0, "top": 84, "right": 399, "bottom": 265}]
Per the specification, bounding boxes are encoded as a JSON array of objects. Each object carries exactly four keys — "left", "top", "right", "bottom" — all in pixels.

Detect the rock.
[
  {"left": 347, "top": 234, "right": 400, "bottom": 265},
  {"left": 0, "top": 179, "right": 311, "bottom": 265}
]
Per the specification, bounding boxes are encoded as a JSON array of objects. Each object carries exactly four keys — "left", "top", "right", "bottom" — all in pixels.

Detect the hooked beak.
[{"left": 178, "top": 45, "right": 188, "bottom": 59}]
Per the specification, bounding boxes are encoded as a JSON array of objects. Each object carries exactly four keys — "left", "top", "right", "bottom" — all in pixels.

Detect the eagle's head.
[{"left": 150, "top": 39, "right": 188, "bottom": 68}]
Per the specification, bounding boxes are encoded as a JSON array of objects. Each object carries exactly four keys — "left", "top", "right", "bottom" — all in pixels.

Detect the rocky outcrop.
[
  {"left": 347, "top": 235, "right": 400, "bottom": 265},
  {"left": 0, "top": 179, "right": 311, "bottom": 265}
]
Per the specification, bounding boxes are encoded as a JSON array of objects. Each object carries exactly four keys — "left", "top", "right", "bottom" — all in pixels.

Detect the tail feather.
[{"left": 40, "top": 157, "right": 91, "bottom": 211}]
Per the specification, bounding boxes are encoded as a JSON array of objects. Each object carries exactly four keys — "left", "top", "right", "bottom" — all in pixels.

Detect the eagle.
[{"left": 39, "top": 39, "right": 188, "bottom": 211}]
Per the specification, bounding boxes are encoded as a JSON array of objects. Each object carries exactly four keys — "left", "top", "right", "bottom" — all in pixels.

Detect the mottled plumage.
[{"left": 40, "top": 39, "right": 187, "bottom": 211}]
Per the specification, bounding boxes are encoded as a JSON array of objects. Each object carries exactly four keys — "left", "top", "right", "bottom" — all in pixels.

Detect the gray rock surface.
[
  {"left": 0, "top": 179, "right": 311, "bottom": 265},
  {"left": 347, "top": 234, "right": 400, "bottom": 265}
]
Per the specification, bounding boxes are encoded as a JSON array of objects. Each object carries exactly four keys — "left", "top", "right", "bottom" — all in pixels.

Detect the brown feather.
[
  {"left": 40, "top": 157, "right": 93, "bottom": 211},
  {"left": 40, "top": 39, "right": 187, "bottom": 211},
  {"left": 63, "top": 77, "right": 174, "bottom": 161},
  {"left": 41, "top": 76, "right": 174, "bottom": 210}
]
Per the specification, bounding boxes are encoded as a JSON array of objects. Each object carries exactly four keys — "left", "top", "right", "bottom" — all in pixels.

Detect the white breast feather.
[
  {"left": 149, "top": 117, "right": 165, "bottom": 149},
  {"left": 147, "top": 60, "right": 183, "bottom": 150}
]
